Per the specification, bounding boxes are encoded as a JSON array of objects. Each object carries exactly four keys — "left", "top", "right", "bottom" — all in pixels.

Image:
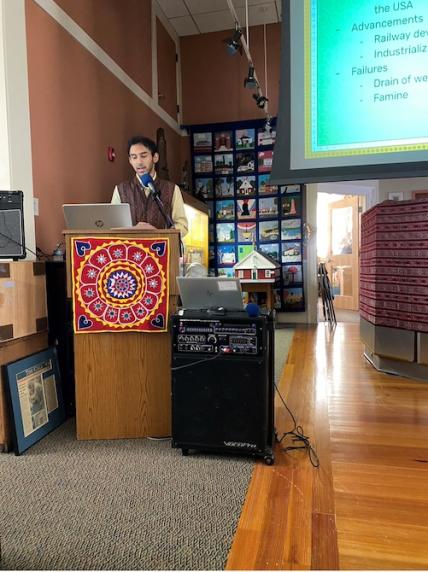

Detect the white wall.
[
  {"left": 378, "top": 177, "right": 428, "bottom": 201},
  {"left": 0, "top": 3, "right": 10, "bottom": 188},
  {"left": 0, "top": 0, "right": 35, "bottom": 258}
]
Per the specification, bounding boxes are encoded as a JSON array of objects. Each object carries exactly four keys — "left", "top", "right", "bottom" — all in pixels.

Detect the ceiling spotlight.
[
  {"left": 244, "top": 65, "right": 258, "bottom": 89},
  {"left": 224, "top": 27, "right": 243, "bottom": 55},
  {"left": 253, "top": 93, "right": 269, "bottom": 109}
]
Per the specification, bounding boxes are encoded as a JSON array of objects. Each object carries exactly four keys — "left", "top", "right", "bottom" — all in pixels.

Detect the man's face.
[{"left": 129, "top": 143, "right": 159, "bottom": 178}]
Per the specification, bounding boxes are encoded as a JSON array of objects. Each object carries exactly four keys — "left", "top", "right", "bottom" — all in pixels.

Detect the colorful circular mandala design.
[
  {"left": 106, "top": 270, "right": 138, "bottom": 299},
  {"left": 75, "top": 240, "right": 166, "bottom": 329}
]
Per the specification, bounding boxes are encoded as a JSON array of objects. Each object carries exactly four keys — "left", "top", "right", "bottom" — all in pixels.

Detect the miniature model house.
[{"left": 233, "top": 249, "right": 280, "bottom": 282}]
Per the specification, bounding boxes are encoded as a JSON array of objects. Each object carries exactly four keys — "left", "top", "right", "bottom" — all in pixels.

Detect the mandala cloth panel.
[{"left": 71, "top": 237, "right": 169, "bottom": 333}]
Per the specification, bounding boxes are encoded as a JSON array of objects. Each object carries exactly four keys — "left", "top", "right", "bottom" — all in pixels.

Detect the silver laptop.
[
  {"left": 177, "top": 277, "right": 245, "bottom": 311},
  {"left": 63, "top": 203, "right": 132, "bottom": 230}
]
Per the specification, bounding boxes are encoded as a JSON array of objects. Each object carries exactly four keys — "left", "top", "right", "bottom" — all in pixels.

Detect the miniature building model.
[{"left": 233, "top": 249, "right": 280, "bottom": 282}]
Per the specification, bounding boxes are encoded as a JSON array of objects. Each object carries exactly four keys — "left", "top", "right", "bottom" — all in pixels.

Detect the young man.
[{"left": 111, "top": 135, "right": 188, "bottom": 236}]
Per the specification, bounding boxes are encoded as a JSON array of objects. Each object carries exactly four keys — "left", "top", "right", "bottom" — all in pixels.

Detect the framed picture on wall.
[
  {"left": 214, "top": 153, "right": 234, "bottom": 174},
  {"left": 214, "top": 131, "right": 233, "bottom": 152},
  {"left": 215, "top": 199, "right": 235, "bottom": 220},
  {"left": 236, "top": 152, "right": 256, "bottom": 173},
  {"left": 236, "top": 175, "right": 256, "bottom": 197},
  {"left": 283, "top": 287, "right": 304, "bottom": 311},
  {"left": 216, "top": 222, "right": 235, "bottom": 242},
  {"left": 258, "top": 174, "right": 278, "bottom": 195},
  {"left": 281, "top": 196, "right": 301, "bottom": 217},
  {"left": 237, "top": 244, "right": 254, "bottom": 261},
  {"left": 258, "top": 150, "right": 273, "bottom": 172},
  {"left": 257, "top": 127, "right": 276, "bottom": 147},
  {"left": 236, "top": 128, "right": 255, "bottom": 150},
  {"left": 237, "top": 222, "right": 257, "bottom": 243},
  {"left": 259, "top": 197, "right": 279, "bottom": 218},
  {"left": 193, "top": 132, "right": 213, "bottom": 152},
  {"left": 412, "top": 190, "right": 428, "bottom": 200},
  {"left": 194, "top": 178, "right": 213, "bottom": 199},
  {"left": 259, "top": 243, "right": 280, "bottom": 262},
  {"left": 259, "top": 220, "right": 279, "bottom": 242},
  {"left": 215, "top": 176, "right": 234, "bottom": 198},
  {"left": 194, "top": 155, "right": 213, "bottom": 174},
  {"left": 281, "top": 184, "right": 301, "bottom": 194},
  {"left": 387, "top": 191, "right": 404, "bottom": 201},
  {"left": 281, "top": 219, "right": 302, "bottom": 240},
  {"left": 236, "top": 198, "right": 257, "bottom": 220},
  {"left": 217, "top": 245, "right": 236, "bottom": 266},
  {"left": 281, "top": 241, "right": 302, "bottom": 263},
  {"left": 283, "top": 264, "right": 303, "bottom": 285}
]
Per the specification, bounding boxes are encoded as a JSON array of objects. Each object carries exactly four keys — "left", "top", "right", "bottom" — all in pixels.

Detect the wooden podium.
[{"left": 64, "top": 228, "right": 180, "bottom": 441}]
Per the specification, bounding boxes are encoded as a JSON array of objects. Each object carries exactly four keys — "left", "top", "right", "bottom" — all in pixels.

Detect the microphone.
[{"left": 139, "top": 173, "right": 159, "bottom": 197}]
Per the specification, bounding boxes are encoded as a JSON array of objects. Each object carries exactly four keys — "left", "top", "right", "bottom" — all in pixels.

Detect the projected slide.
[
  {"left": 271, "top": 0, "right": 428, "bottom": 183},
  {"left": 312, "top": 0, "right": 428, "bottom": 157}
]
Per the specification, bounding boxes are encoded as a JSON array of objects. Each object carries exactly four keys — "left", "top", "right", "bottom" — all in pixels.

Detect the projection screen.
[{"left": 270, "top": 0, "right": 428, "bottom": 184}]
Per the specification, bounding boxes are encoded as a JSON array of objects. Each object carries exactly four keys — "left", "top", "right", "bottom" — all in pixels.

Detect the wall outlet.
[{"left": 33, "top": 197, "right": 39, "bottom": 216}]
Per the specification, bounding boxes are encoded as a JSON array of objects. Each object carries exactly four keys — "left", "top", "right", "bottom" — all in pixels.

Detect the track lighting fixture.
[
  {"left": 253, "top": 93, "right": 269, "bottom": 109},
  {"left": 224, "top": 2, "right": 270, "bottom": 121},
  {"left": 224, "top": 26, "right": 243, "bottom": 55},
  {"left": 244, "top": 65, "right": 258, "bottom": 89}
]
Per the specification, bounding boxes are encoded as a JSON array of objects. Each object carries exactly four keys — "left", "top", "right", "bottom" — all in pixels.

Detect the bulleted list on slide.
[{"left": 315, "top": 0, "right": 428, "bottom": 148}]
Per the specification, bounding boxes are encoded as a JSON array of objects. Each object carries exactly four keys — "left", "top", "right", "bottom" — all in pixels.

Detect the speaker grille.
[
  {"left": 172, "top": 357, "right": 269, "bottom": 451},
  {"left": 0, "top": 209, "right": 25, "bottom": 258}
]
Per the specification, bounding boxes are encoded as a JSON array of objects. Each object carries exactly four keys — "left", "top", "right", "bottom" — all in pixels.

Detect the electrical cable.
[
  {"left": 171, "top": 350, "right": 223, "bottom": 371},
  {"left": 274, "top": 381, "right": 320, "bottom": 468},
  {"left": 264, "top": 23, "right": 268, "bottom": 100},
  {"left": 245, "top": 0, "right": 249, "bottom": 51},
  {"left": 0, "top": 227, "right": 50, "bottom": 260}
]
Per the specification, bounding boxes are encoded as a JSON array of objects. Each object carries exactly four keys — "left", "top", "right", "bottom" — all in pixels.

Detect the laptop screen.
[
  {"left": 177, "top": 277, "right": 245, "bottom": 311},
  {"left": 63, "top": 203, "right": 132, "bottom": 230}
]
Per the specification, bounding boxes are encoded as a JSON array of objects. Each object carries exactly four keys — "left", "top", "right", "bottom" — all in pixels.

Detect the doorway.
[{"left": 317, "top": 193, "right": 364, "bottom": 323}]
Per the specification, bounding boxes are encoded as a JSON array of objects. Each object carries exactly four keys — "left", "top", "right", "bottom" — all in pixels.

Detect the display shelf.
[{"left": 182, "top": 193, "right": 209, "bottom": 273}]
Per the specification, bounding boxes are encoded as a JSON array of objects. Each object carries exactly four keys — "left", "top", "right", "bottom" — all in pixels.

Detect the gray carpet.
[{"left": 0, "top": 328, "right": 294, "bottom": 571}]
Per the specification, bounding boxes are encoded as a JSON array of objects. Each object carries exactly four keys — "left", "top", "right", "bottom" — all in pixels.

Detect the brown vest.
[{"left": 117, "top": 176, "right": 175, "bottom": 227}]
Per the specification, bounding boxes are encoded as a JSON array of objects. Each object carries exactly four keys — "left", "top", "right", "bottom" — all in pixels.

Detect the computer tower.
[
  {"left": 0, "top": 191, "right": 25, "bottom": 259},
  {"left": 171, "top": 311, "right": 275, "bottom": 464}
]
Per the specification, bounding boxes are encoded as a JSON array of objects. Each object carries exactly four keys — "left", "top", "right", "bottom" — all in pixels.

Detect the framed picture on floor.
[{"left": 5, "top": 347, "right": 66, "bottom": 455}]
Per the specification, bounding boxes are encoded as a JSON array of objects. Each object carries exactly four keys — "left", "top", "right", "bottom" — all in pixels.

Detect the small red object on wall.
[{"left": 107, "top": 146, "right": 116, "bottom": 162}]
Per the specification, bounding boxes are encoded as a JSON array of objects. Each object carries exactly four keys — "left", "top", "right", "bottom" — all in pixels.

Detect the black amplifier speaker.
[
  {"left": 171, "top": 310, "right": 275, "bottom": 464},
  {"left": 0, "top": 190, "right": 25, "bottom": 259}
]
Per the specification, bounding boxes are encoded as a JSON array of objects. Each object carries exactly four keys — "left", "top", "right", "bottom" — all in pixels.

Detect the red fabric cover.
[{"left": 71, "top": 236, "right": 169, "bottom": 333}]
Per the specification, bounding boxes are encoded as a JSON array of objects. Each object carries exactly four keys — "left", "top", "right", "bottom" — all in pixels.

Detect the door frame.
[{"left": 314, "top": 181, "right": 378, "bottom": 322}]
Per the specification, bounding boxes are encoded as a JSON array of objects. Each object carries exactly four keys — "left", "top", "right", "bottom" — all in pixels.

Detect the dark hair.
[{"left": 127, "top": 135, "right": 158, "bottom": 156}]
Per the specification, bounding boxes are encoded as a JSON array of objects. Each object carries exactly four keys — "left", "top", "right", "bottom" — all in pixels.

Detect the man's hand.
[{"left": 133, "top": 222, "right": 157, "bottom": 230}]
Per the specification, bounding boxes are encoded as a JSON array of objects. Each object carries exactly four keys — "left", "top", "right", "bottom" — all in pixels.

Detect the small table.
[{"left": 240, "top": 281, "right": 275, "bottom": 311}]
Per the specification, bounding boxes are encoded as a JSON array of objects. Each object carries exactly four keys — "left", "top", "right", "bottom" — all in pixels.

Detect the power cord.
[
  {"left": 171, "top": 351, "right": 223, "bottom": 371},
  {"left": 0, "top": 227, "right": 50, "bottom": 259},
  {"left": 274, "top": 381, "right": 320, "bottom": 468}
]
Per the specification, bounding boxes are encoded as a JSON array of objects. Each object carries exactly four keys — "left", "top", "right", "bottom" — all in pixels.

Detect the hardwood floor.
[{"left": 226, "top": 324, "right": 428, "bottom": 570}]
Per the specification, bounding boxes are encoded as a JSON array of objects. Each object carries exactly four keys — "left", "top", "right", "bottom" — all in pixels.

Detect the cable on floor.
[{"left": 274, "top": 381, "right": 320, "bottom": 468}]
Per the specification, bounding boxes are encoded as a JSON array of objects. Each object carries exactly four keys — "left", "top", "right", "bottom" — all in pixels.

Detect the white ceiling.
[{"left": 155, "top": 0, "right": 282, "bottom": 36}]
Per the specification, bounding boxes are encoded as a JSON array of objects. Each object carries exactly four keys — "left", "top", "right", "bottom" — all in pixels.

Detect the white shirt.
[{"left": 111, "top": 175, "right": 188, "bottom": 237}]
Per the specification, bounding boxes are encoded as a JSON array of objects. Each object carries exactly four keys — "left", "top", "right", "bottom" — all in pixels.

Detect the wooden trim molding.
[{"left": 33, "top": 0, "right": 186, "bottom": 136}]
